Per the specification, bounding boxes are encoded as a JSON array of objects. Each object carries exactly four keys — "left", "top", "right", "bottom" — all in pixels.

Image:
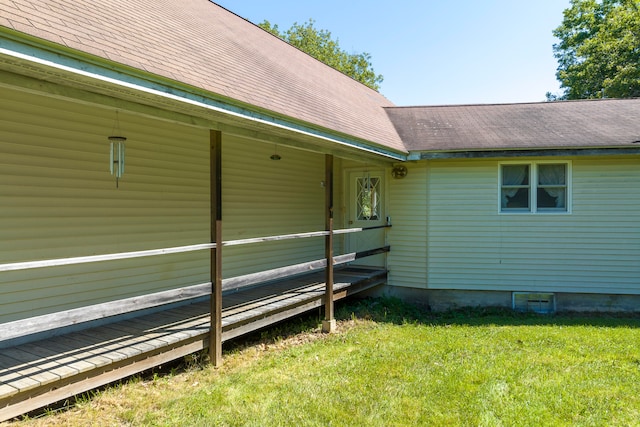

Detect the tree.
[
  {"left": 552, "top": 0, "right": 640, "bottom": 99},
  {"left": 259, "top": 19, "right": 383, "bottom": 91}
]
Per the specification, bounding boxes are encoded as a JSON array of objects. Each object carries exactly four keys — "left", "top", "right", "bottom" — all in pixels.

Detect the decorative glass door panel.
[
  {"left": 356, "top": 176, "right": 380, "bottom": 221},
  {"left": 348, "top": 171, "right": 386, "bottom": 267}
]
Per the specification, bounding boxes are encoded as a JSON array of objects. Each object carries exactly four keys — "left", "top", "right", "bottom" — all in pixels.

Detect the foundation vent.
[{"left": 513, "top": 292, "right": 555, "bottom": 314}]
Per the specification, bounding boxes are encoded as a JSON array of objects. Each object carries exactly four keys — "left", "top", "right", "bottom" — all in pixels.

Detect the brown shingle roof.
[
  {"left": 385, "top": 99, "right": 640, "bottom": 152},
  {"left": 0, "top": 0, "right": 406, "bottom": 153}
]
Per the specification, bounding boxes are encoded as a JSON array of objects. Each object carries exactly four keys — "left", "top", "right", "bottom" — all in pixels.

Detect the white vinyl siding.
[
  {"left": 426, "top": 158, "right": 640, "bottom": 295},
  {"left": 387, "top": 165, "right": 428, "bottom": 289}
]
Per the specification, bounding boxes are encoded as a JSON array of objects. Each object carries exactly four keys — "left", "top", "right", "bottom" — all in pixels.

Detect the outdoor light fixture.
[
  {"left": 108, "top": 111, "right": 126, "bottom": 188},
  {"left": 391, "top": 165, "right": 408, "bottom": 179},
  {"left": 270, "top": 143, "right": 281, "bottom": 160}
]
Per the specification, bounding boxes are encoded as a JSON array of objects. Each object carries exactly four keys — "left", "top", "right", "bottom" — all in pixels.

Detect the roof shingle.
[
  {"left": 385, "top": 99, "right": 640, "bottom": 152},
  {"left": 3, "top": 1, "right": 639, "bottom": 156},
  {"left": 1, "top": 0, "right": 406, "bottom": 152}
]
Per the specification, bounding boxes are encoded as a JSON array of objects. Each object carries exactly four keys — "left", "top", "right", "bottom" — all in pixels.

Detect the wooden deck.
[{"left": 0, "top": 266, "right": 386, "bottom": 421}]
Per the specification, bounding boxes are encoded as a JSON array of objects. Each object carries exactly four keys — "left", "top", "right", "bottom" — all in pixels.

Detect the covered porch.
[
  {"left": 0, "top": 115, "right": 393, "bottom": 420},
  {"left": 0, "top": 263, "right": 386, "bottom": 421},
  {"left": 0, "top": 56, "right": 398, "bottom": 421},
  {"left": 0, "top": 137, "right": 391, "bottom": 419}
]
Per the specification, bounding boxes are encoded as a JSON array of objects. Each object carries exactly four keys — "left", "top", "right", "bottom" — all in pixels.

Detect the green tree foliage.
[
  {"left": 553, "top": 0, "right": 640, "bottom": 99},
  {"left": 259, "top": 19, "right": 383, "bottom": 91}
]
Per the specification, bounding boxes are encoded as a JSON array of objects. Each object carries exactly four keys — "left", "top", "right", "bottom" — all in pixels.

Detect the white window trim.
[{"left": 498, "top": 160, "right": 572, "bottom": 214}]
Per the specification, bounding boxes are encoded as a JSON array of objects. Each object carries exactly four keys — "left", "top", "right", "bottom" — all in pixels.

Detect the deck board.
[
  {"left": 0, "top": 266, "right": 386, "bottom": 421},
  {"left": 0, "top": 354, "right": 41, "bottom": 394}
]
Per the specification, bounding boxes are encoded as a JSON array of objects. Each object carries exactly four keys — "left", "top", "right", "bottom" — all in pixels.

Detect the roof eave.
[
  {"left": 0, "top": 28, "right": 407, "bottom": 162},
  {"left": 409, "top": 146, "right": 640, "bottom": 160}
]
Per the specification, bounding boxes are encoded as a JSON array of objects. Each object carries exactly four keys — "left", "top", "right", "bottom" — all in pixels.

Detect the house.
[
  {"left": 0, "top": 0, "right": 402, "bottom": 328},
  {"left": 384, "top": 102, "right": 640, "bottom": 312},
  {"left": 0, "top": 0, "right": 639, "bottom": 419}
]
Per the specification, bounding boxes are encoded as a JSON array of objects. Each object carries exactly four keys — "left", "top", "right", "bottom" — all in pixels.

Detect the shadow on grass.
[
  {"left": 335, "top": 296, "right": 640, "bottom": 329},
  {"left": 225, "top": 295, "right": 640, "bottom": 354},
  {"left": 19, "top": 296, "right": 638, "bottom": 421}
]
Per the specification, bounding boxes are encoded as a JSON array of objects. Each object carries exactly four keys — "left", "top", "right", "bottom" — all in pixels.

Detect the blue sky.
[{"left": 214, "top": 1, "right": 570, "bottom": 106}]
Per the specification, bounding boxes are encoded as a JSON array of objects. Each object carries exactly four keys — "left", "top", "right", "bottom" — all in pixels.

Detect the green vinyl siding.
[
  {"left": 0, "top": 86, "right": 210, "bottom": 323},
  {"left": 221, "top": 135, "right": 335, "bottom": 278},
  {"left": 387, "top": 165, "right": 428, "bottom": 289},
  {"left": 426, "top": 158, "right": 640, "bottom": 294},
  {"left": 0, "top": 84, "right": 343, "bottom": 324}
]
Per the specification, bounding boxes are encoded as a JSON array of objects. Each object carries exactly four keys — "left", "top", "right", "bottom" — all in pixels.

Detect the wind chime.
[{"left": 108, "top": 111, "right": 126, "bottom": 188}]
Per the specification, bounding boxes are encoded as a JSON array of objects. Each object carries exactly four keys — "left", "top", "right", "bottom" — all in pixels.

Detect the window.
[
  {"left": 356, "top": 176, "right": 380, "bottom": 220},
  {"left": 500, "top": 162, "right": 570, "bottom": 213}
]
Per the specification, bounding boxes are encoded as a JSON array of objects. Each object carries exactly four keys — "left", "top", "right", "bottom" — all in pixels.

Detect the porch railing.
[{"left": 0, "top": 225, "right": 391, "bottom": 345}]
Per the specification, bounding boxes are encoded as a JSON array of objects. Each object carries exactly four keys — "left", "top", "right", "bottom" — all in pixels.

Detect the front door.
[{"left": 346, "top": 170, "right": 386, "bottom": 267}]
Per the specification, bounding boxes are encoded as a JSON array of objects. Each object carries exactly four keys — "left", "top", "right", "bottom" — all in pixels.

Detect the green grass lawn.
[{"left": 14, "top": 298, "right": 640, "bottom": 427}]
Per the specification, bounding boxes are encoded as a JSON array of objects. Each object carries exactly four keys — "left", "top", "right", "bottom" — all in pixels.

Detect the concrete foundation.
[
  {"left": 555, "top": 292, "right": 640, "bottom": 312},
  {"left": 322, "top": 319, "right": 337, "bottom": 333},
  {"left": 367, "top": 286, "right": 640, "bottom": 313}
]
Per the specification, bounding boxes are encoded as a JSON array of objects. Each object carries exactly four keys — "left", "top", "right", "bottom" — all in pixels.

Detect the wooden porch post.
[
  {"left": 210, "top": 130, "right": 223, "bottom": 366},
  {"left": 322, "top": 154, "right": 336, "bottom": 333}
]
